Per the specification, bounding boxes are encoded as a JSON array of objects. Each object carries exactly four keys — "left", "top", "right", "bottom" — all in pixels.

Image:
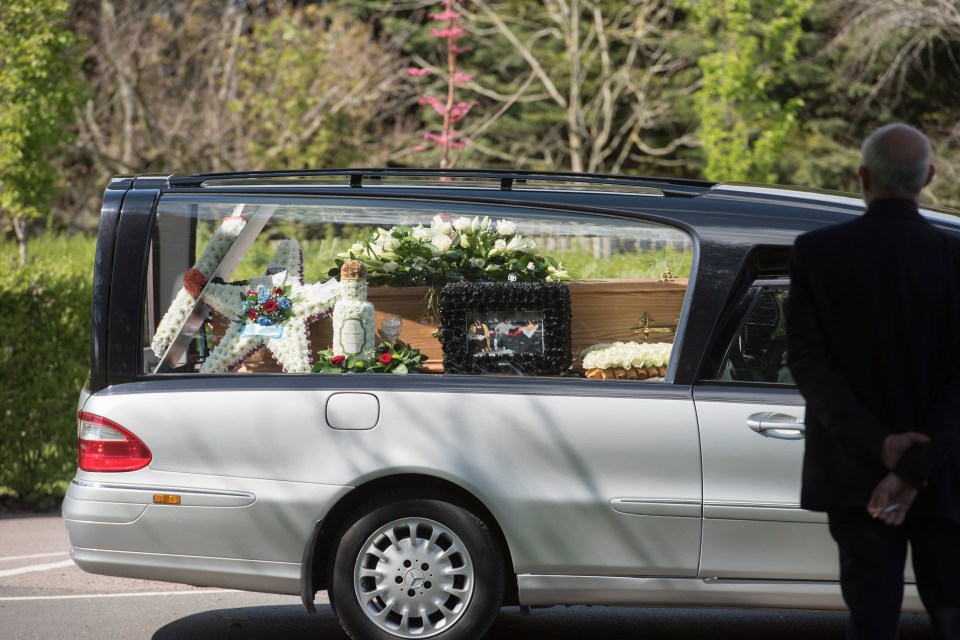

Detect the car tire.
[{"left": 328, "top": 490, "right": 505, "bottom": 640}]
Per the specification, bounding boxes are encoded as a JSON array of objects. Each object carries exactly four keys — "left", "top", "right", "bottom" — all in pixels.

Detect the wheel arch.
[{"left": 304, "top": 473, "right": 519, "bottom": 608}]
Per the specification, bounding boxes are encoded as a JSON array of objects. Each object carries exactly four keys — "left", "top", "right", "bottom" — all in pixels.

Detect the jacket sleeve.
[
  {"left": 786, "top": 235, "right": 889, "bottom": 464},
  {"left": 893, "top": 324, "right": 960, "bottom": 487}
]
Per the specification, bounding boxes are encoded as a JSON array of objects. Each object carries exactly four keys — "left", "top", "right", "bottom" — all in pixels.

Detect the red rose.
[
  {"left": 378, "top": 353, "right": 394, "bottom": 364},
  {"left": 262, "top": 299, "right": 279, "bottom": 313},
  {"left": 247, "top": 309, "right": 257, "bottom": 320},
  {"left": 274, "top": 287, "right": 284, "bottom": 295},
  {"left": 331, "top": 355, "right": 345, "bottom": 366}
]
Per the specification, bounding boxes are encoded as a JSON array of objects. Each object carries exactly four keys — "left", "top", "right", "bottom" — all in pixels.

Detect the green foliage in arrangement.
[
  {"left": 313, "top": 341, "right": 428, "bottom": 375},
  {"left": 0, "top": 235, "right": 95, "bottom": 506}
]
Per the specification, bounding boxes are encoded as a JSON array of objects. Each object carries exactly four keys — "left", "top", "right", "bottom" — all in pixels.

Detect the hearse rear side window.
[{"left": 143, "top": 196, "right": 693, "bottom": 379}]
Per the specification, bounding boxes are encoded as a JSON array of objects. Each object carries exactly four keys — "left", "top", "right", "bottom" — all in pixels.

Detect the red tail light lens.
[{"left": 78, "top": 411, "right": 152, "bottom": 471}]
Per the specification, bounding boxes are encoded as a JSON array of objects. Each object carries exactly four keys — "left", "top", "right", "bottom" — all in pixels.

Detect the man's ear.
[
  {"left": 858, "top": 166, "right": 871, "bottom": 191},
  {"left": 924, "top": 164, "right": 936, "bottom": 187}
]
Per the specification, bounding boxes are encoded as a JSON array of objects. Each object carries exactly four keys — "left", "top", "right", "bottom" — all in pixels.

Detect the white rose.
[
  {"left": 453, "top": 217, "right": 473, "bottom": 231},
  {"left": 432, "top": 235, "right": 453, "bottom": 253},
  {"left": 350, "top": 242, "right": 365, "bottom": 255},
  {"left": 432, "top": 214, "right": 453, "bottom": 236},
  {"left": 411, "top": 226, "right": 429, "bottom": 240},
  {"left": 488, "top": 239, "right": 507, "bottom": 257},
  {"left": 469, "top": 258, "right": 485, "bottom": 268},
  {"left": 506, "top": 236, "right": 531, "bottom": 253},
  {"left": 460, "top": 234, "right": 471, "bottom": 248},
  {"left": 383, "top": 261, "right": 398, "bottom": 273},
  {"left": 485, "top": 264, "right": 501, "bottom": 272},
  {"left": 378, "top": 235, "right": 397, "bottom": 252},
  {"left": 496, "top": 219, "right": 517, "bottom": 236},
  {"left": 527, "top": 262, "right": 536, "bottom": 270}
]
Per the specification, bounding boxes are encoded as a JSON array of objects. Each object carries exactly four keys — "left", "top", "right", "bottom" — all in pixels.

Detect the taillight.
[{"left": 77, "top": 411, "right": 152, "bottom": 472}]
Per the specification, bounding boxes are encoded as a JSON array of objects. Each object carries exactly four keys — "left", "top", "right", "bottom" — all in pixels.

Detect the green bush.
[{"left": 0, "top": 234, "right": 95, "bottom": 506}]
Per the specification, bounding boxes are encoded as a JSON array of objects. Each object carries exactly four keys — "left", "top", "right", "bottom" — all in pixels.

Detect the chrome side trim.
[
  {"left": 516, "top": 574, "right": 923, "bottom": 611},
  {"left": 610, "top": 498, "right": 701, "bottom": 518},
  {"left": 703, "top": 501, "right": 827, "bottom": 523},
  {"left": 69, "top": 479, "right": 255, "bottom": 507}
]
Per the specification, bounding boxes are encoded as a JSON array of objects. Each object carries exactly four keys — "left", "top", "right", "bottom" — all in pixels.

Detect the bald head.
[{"left": 859, "top": 123, "right": 934, "bottom": 204}]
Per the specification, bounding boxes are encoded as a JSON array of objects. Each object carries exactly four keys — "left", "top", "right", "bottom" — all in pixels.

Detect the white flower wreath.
[
  {"left": 151, "top": 216, "right": 247, "bottom": 358},
  {"left": 580, "top": 341, "right": 673, "bottom": 371}
]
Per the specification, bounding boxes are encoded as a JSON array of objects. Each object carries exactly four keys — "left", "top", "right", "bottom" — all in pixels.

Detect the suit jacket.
[{"left": 787, "top": 199, "right": 960, "bottom": 523}]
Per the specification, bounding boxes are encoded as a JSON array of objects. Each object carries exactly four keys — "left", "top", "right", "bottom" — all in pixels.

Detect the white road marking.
[
  {"left": 0, "top": 590, "right": 330, "bottom": 602},
  {"left": 0, "top": 552, "right": 70, "bottom": 562},
  {"left": 0, "top": 589, "right": 238, "bottom": 602},
  {"left": 0, "top": 559, "right": 75, "bottom": 578}
]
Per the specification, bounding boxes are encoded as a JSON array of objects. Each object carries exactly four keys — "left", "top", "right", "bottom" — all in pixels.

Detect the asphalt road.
[{"left": 1, "top": 513, "right": 932, "bottom": 640}]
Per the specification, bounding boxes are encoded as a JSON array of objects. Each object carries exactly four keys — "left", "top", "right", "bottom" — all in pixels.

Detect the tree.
[
  {"left": 0, "top": 0, "right": 84, "bottom": 264},
  {"left": 68, "top": 1, "right": 414, "bottom": 230},
  {"left": 232, "top": 4, "right": 412, "bottom": 169},
  {"left": 829, "top": 0, "right": 960, "bottom": 207},
  {"left": 681, "top": 0, "right": 813, "bottom": 183},
  {"left": 412, "top": 0, "right": 698, "bottom": 174}
]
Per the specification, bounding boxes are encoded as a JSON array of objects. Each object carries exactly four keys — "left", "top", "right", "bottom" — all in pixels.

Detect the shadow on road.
[
  {"left": 152, "top": 604, "right": 930, "bottom": 639},
  {"left": 153, "top": 604, "right": 346, "bottom": 639}
]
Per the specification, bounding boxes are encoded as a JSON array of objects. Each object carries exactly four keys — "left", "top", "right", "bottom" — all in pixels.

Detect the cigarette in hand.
[{"left": 871, "top": 503, "right": 900, "bottom": 518}]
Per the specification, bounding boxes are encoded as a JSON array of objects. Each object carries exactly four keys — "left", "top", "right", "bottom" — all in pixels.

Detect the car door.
[{"left": 693, "top": 281, "right": 841, "bottom": 580}]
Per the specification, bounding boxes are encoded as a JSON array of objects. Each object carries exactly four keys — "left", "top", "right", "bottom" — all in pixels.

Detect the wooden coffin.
[{"left": 228, "top": 279, "right": 688, "bottom": 374}]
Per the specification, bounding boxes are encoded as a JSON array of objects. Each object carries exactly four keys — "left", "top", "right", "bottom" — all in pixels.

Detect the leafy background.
[{"left": 1, "top": 0, "right": 958, "bottom": 505}]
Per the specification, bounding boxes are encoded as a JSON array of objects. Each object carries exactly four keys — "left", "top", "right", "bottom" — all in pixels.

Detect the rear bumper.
[{"left": 63, "top": 472, "right": 351, "bottom": 595}]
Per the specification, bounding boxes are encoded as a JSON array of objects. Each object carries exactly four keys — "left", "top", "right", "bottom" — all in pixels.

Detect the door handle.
[{"left": 747, "top": 412, "right": 805, "bottom": 439}]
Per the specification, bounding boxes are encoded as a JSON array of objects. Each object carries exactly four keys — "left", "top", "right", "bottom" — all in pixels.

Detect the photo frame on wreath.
[{"left": 438, "top": 281, "right": 572, "bottom": 375}]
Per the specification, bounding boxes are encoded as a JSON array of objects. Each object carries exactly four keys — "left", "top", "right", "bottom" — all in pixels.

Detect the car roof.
[{"left": 110, "top": 169, "right": 960, "bottom": 243}]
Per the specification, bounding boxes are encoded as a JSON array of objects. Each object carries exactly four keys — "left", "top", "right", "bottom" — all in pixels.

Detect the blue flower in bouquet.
[
  {"left": 278, "top": 297, "right": 291, "bottom": 310},
  {"left": 257, "top": 317, "right": 274, "bottom": 326},
  {"left": 257, "top": 288, "right": 270, "bottom": 303}
]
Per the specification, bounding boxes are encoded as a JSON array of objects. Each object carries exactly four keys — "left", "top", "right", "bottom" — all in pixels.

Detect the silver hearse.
[{"left": 66, "top": 170, "right": 953, "bottom": 640}]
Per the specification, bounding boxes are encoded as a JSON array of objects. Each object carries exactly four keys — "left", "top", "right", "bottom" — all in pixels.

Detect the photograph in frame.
[{"left": 439, "top": 281, "right": 571, "bottom": 375}]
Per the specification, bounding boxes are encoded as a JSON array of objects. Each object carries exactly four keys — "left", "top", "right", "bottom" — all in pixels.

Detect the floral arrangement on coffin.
[
  {"left": 313, "top": 341, "right": 428, "bottom": 375},
  {"left": 329, "top": 215, "right": 571, "bottom": 287},
  {"left": 580, "top": 341, "right": 673, "bottom": 380}
]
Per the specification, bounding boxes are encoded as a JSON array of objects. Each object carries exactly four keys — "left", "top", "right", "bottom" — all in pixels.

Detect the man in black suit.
[{"left": 787, "top": 123, "right": 960, "bottom": 640}]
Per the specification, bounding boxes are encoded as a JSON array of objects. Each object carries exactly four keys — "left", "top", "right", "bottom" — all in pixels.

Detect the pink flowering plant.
[
  {"left": 406, "top": 0, "right": 477, "bottom": 168},
  {"left": 312, "top": 341, "right": 428, "bottom": 374}
]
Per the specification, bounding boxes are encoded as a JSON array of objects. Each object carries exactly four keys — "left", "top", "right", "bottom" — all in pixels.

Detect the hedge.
[{"left": 0, "top": 235, "right": 96, "bottom": 506}]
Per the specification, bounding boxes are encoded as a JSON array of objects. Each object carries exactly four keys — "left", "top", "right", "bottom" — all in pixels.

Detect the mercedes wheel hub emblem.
[{"left": 404, "top": 569, "right": 425, "bottom": 588}]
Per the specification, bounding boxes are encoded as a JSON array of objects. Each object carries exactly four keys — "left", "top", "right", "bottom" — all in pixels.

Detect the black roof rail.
[{"left": 165, "top": 168, "right": 716, "bottom": 198}]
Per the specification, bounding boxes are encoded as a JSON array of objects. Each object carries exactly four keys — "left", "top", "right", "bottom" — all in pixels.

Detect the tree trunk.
[{"left": 12, "top": 217, "right": 28, "bottom": 265}]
